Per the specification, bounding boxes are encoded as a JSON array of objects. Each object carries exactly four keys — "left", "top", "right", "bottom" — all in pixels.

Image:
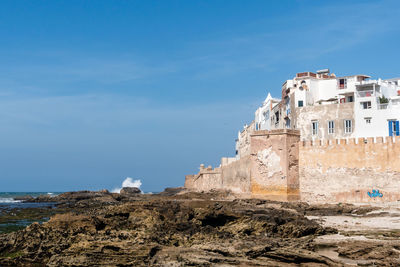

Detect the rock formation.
[{"left": 1, "top": 189, "right": 399, "bottom": 266}]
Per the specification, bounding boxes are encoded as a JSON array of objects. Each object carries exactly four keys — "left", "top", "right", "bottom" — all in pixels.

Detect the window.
[
  {"left": 311, "top": 121, "right": 318, "bottom": 136},
  {"left": 255, "top": 123, "right": 259, "bottom": 131},
  {"left": 298, "top": 100, "right": 304, "bottom": 107},
  {"left": 275, "top": 111, "right": 280, "bottom": 124},
  {"left": 328, "top": 121, "right": 335, "bottom": 134},
  {"left": 347, "top": 96, "right": 354, "bottom": 103},
  {"left": 365, "top": 117, "right": 371, "bottom": 124},
  {"left": 344, "top": 120, "right": 352, "bottom": 133},
  {"left": 264, "top": 111, "right": 270, "bottom": 120},
  {"left": 338, "top": 78, "right": 347, "bottom": 89},
  {"left": 388, "top": 120, "right": 400, "bottom": 136},
  {"left": 361, "top": 101, "right": 371, "bottom": 109},
  {"left": 286, "top": 119, "right": 291, "bottom": 129}
]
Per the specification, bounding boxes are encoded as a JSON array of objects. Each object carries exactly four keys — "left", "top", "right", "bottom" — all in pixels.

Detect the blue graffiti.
[{"left": 367, "top": 189, "right": 383, "bottom": 198}]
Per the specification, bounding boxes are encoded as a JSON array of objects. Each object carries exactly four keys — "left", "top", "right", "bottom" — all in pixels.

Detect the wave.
[
  {"left": 0, "top": 198, "right": 22, "bottom": 203},
  {"left": 112, "top": 177, "right": 142, "bottom": 193}
]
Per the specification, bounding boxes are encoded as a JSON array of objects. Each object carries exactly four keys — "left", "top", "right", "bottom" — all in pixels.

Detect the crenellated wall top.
[{"left": 300, "top": 136, "right": 400, "bottom": 147}]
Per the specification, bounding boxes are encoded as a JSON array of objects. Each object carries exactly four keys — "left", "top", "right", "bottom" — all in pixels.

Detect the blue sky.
[{"left": 0, "top": 0, "right": 399, "bottom": 192}]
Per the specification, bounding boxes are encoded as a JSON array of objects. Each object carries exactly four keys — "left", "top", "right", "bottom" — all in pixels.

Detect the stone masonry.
[
  {"left": 185, "top": 129, "right": 301, "bottom": 201},
  {"left": 185, "top": 131, "right": 400, "bottom": 203}
]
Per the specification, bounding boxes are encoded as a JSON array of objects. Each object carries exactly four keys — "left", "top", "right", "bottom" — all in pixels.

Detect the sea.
[
  {"left": 0, "top": 192, "right": 61, "bottom": 205},
  {"left": 0, "top": 192, "right": 62, "bottom": 234}
]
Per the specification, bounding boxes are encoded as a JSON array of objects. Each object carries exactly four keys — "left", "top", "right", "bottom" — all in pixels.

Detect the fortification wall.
[
  {"left": 249, "top": 130, "right": 300, "bottom": 201},
  {"left": 299, "top": 136, "right": 400, "bottom": 203},
  {"left": 185, "top": 129, "right": 301, "bottom": 201},
  {"left": 221, "top": 156, "right": 251, "bottom": 194},
  {"left": 185, "top": 129, "right": 400, "bottom": 203},
  {"left": 184, "top": 167, "right": 222, "bottom": 192},
  {"left": 221, "top": 157, "right": 237, "bottom": 167}
]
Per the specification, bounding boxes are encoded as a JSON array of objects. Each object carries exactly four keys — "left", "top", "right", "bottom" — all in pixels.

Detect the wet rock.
[
  {"left": 120, "top": 187, "right": 141, "bottom": 195},
  {"left": 99, "top": 189, "right": 109, "bottom": 194},
  {"left": 13, "top": 196, "right": 34, "bottom": 202},
  {"left": 2, "top": 191, "right": 396, "bottom": 266},
  {"left": 0, "top": 193, "right": 338, "bottom": 266},
  {"left": 26, "top": 190, "right": 114, "bottom": 203},
  {"left": 158, "top": 187, "right": 186, "bottom": 196}
]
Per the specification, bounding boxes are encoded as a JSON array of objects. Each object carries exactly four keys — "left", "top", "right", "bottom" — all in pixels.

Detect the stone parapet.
[{"left": 300, "top": 136, "right": 400, "bottom": 147}]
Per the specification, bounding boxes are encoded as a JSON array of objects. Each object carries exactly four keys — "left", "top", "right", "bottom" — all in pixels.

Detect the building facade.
[{"left": 251, "top": 69, "right": 400, "bottom": 141}]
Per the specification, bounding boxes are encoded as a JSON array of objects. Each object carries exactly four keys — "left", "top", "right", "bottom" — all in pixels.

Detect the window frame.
[
  {"left": 286, "top": 118, "right": 291, "bottom": 129},
  {"left": 264, "top": 110, "right": 270, "bottom": 120},
  {"left": 275, "top": 111, "right": 280, "bottom": 124},
  {"left": 328, "top": 120, "right": 335, "bottom": 134},
  {"left": 361, "top": 101, "right": 372, "bottom": 109},
  {"left": 338, "top": 78, "right": 347, "bottom": 89},
  {"left": 311, "top": 120, "right": 318, "bottom": 136},
  {"left": 344, "top": 119, "right": 352, "bottom": 134},
  {"left": 347, "top": 95, "right": 354, "bottom": 103}
]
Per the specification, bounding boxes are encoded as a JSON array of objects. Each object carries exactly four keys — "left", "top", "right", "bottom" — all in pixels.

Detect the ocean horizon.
[{"left": 0, "top": 192, "right": 62, "bottom": 204}]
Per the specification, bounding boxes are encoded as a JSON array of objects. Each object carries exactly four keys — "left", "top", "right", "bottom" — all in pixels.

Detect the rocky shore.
[{"left": 1, "top": 188, "right": 400, "bottom": 266}]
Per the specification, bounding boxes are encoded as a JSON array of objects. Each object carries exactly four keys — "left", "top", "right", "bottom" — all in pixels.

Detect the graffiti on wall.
[{"left": 367, "top": 189, "right": 383, "bottom": 198}]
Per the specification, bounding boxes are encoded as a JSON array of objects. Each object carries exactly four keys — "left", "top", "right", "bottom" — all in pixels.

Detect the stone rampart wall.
[
  {"left": 184, "top": 168, "right": 222, "bottom": 192},
  {"left": 249, "top": 130, "right": 300, "bottom": 201},
  {"left": 299, "top": 136, "right": 400, "bottom": 203},
  {"left": 185, "top": 129, "right": 301, "bottom": 201},
  {"left": 221, "top": 156, "right": 251, "bottom": 194}
]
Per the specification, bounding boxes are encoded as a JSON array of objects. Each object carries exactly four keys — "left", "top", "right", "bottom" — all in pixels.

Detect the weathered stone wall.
[
  {"left": 249, "top": 130, "right": 300, "bottom": 201},
  {"left": 221, "top": 157, "right": 237, "bottom": 167},
  {"left": 184, "top": 167, "right": 222, "bottom": 192},
  {"left": 221, "top": 156, "right": 251, "bottom": 194},
  {"left": 299, "top": 136, "right": 400, "bottom": 203},
  {"left": 185, "top": 129, "right": 301, "bottom": 201},
  {"left": 295, "top": 102, "right": 354, "bottom": 141},
  {"left": 236, "top": 122, "right": 255, "bottom": 159}
]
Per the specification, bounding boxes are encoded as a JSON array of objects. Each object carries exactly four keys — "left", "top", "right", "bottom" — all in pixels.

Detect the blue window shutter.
[
  {"left": 389, "top": 121, "right": 393, "bottom": 136},
  {"left": 396, "top": 121, "right": 399, "bottom": 136}
]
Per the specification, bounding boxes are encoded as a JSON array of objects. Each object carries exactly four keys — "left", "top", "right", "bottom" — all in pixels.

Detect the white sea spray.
[{"left": 112, "top": 177, "right": 142, "bottom": 193}]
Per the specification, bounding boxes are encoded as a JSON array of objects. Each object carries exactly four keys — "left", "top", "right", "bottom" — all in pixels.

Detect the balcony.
[
  {"left": 357, "top": 90, "right": 374, "bottom": 97},
  {"left": 376, "top": 101, "right": 400, "bottom": 110},
  {"left": 378, "top": 103, "right": 388, "bottom": 110},
  {"left": 296, "top": 72, "right": 316, "bottom": 78}
]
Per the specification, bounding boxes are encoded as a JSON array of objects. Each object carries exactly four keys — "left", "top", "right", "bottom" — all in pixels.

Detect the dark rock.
[
  {"left": 1, "top": 191, "right": 394, "bottom": 266},
  {"left": 120, "top": 187, "right": 141, "bottom": 195},
  {"left": 159, "top": 187, "right": 186, "bottom": 196},
  {"left": 14, "top": 196, "right": 34, "bottom": 202},
  {"left": 99, "top": 189, "right": 109, "bottom": 194}
]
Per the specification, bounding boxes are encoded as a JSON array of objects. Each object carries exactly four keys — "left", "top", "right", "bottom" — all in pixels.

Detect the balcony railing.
[
  {"left": 375, "top": 101, "right": 400, "bottom": 110},
  {"left": 357, "top": 90, "right": 374, "bottom": 97},
  {"left": 378, "top": 103, "right": 388, "bottom": 110},
  {"left": 296, "top": 72, "right": 316, "bottom": 78}
]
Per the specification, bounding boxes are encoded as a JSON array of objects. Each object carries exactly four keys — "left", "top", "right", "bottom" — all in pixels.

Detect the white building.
[
  {"left": 254, "top": 93, "right": 280, "bottom": 131},
  {"left": 251, "top": 70, "right": 400, "bottom": 140},
  {"left": 353, "top": 78, "right": 400, "bottom": 138}
]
